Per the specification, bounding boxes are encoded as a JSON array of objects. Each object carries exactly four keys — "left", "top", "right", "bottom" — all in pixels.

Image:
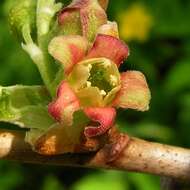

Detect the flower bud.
[{"left": 58, "top": 0, "right": 107, "bottom": 41}]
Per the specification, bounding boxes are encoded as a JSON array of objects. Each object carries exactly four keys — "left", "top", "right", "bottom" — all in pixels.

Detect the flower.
[
  {"left": 35, "top": 0, "right": 151, "bottom": 155},
  {"left": 118, "top": 3, "right": 153, "bottom": 42},
  {"left": 48, "top": 32, "right": 131, "bottom": 138}
]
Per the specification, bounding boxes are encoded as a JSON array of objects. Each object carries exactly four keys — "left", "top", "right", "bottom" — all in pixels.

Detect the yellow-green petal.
[
  {"left": 76, "top": 86, "right": 103, "bottom": 107},
  {"left": 67, "top": 63, "right": 90, "bottom": 91},
  {"left": 104, "top": 85, "right": 121, "bottom": 106}
]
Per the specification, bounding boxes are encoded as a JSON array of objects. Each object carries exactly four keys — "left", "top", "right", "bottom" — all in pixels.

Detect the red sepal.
[
  {"left": 48, "top": 81, "right": 80, "bottom": 122},
  {"left": 84, "top": 107, "right": 116, "bottom": 137}
]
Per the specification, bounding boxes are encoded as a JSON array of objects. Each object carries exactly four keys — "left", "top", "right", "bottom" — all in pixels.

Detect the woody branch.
[{"left": 0, "top": 129, "right": 189, "bottom": 181}]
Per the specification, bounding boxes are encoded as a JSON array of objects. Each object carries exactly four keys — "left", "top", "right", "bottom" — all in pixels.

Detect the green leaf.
[{"left": 0, "top": 85, "right": 54, "bottom": 129}]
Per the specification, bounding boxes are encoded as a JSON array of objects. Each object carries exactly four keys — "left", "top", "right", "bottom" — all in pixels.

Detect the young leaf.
[{"left": 0, "top": 85, "right": 54, "bottom": 129}]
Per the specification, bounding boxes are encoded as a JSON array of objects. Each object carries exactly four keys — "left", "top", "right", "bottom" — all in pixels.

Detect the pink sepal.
[
  {"left": 86, "top": 34, "right": 129, "bottom": 67},
  {"left": 112, "top": 71, "right": 151, "bottom": 111}
]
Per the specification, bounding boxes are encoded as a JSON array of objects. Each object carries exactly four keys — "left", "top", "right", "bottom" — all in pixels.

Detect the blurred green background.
[{"left": 0, "top": 0, "right": 190, "bottom": 189}]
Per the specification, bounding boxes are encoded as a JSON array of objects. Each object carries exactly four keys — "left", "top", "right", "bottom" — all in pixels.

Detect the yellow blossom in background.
[{"left": 118, "top": 3, "right": 153, "bottom": 42}]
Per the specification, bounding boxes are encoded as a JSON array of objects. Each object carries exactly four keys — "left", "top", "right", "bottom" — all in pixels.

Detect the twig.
[{"left": 0, "top": 130, "right": 189, "bottom": 181}]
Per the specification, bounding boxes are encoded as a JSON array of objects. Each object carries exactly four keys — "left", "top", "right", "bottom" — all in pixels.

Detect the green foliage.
[
  {"left": 0, "top": 161, "right": 23, "bottom": 190},
  {"left": 0, "top": 85, "right": 53, "bottom": 129},
  {"left": 164, "top": 59, "right": 190, "bottom": 95},
  {"left": 127, "top": 173, "right": 160, "bottom": 190},
  {"left": 72, "top": 171, "right": 128, "bottom": 190},
  {"left": 9, "top": 0, "right": 36, "bottom": 40},
  {"left": 0, "top": 0, "right": 190, "bottom": 189},
  {"left": 151, "top": 0, "right": 190, "bottom": 37},
  {"left": 42, "top": 175, "right": 65, "bottom": 190}
]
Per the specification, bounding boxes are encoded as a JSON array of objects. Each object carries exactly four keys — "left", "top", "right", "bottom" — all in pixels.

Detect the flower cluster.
[
  {"left": 47, "top": 0, "right": 151, "bottom": 141},
  {"left": 7, "top": 0, "right": 150, "bottom": 155}
]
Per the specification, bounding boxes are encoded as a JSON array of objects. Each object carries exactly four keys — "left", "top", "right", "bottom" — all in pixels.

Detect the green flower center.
[
  {"left": 68, "top": 58, "right": 121, "bottom": 107},
  {"left": 88, "top": 63, "right": 113, "bottom": 93}
]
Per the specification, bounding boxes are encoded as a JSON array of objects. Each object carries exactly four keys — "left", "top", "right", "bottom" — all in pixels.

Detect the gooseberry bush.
[{"left": 1, "top": 0, "right": 150, "bottom": 155}]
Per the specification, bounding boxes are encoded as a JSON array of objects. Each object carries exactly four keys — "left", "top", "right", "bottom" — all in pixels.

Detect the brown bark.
[{"left": 0, "top": 130, "right": 189, "bottom": 181}]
